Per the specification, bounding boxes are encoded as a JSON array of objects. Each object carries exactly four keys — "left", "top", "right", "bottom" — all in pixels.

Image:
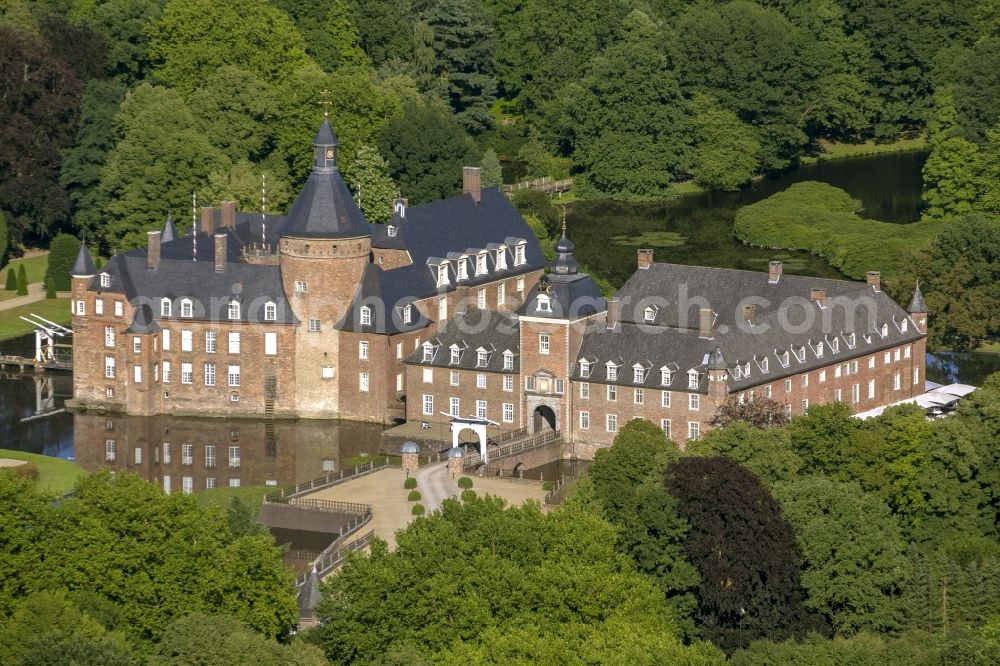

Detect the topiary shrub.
[
  {"left": 44, "top": 277, "right": 56, "bottom": 299},
  {"left": 403, "top": 477, "right": 417, "bottom": 489},
  {"left": 16, "top": 264, "right": 27, "bottom": 295},
  {"left": 461, "top": 489, "right": 477, "bottom": 501},
  {"left": 457, "top": 476, "right": 473, "bottom": 489},
  {"left": 45, "top": 234, "right": 81, "bottom": 291},
  {"left": 407, "top": 490, "right": 421, "bottom": 501},
  {"left": 4, "top": 268, "right": 15, "bottom": 290},
  {"left": 411, "top": 503, "right": 425, "bottom": 516},
  {"left": 542, "top": 480, "right": 556, "bottom": 491}
]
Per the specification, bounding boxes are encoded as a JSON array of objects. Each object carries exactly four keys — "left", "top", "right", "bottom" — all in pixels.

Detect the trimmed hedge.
[
  {"left": 403, "top": 477, "right": 417, "bottom": 489},
  {"left": 4, "top": 269, "right": 15, "bottom": 290},
  {"left": 411, "top": 503, "right": 425, "bottom": 516},
  {"left": 461, "top": 490, "right": 477, "bottom": 501},
  {"left": 457, "top": 476, "right": 473, "bottom": 490},
  {"left": 407, "top": 490, "right": 421, "bottom": 501},
  {"left": 16, "top": 264, "right": 27, "bottom": 295}
]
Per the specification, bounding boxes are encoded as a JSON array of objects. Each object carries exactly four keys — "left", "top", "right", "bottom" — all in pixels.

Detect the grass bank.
[
  {"left": 0, "top": 297, "right": 71, "bottom": 342},
  {"left": 0, "top": 449, "right": 87, "bottom": 495},
  {"left": 734, "top": 181, "right": 946, "bottom": 281},
  {"left": 803, "top": 136, "right": 927, "bottom": 164},
  {"left": 196, "top": 484, "right": 271, "bottom": 516},
  {"left": 2, "top": 253, "right": 49, "bottom": 284}
]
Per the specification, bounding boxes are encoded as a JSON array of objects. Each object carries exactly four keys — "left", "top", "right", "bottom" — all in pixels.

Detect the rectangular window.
[
  {"left": 228, "top": 365, "right": 240, "bottom": 387},
  {"left": 607, "top": 385, "right": 617, "bottom": 401},
  {"left": 359, "top": 341, "right": 369, "bottom": 360},
  {"left": 661, "top": 390, "right": 671, "bottom": 407},
  {"left": 133, "top": 446, "right": 142, "bottom": 465},
  {"left": 497, "top": 283, "right": 505, "bottom": 306},
  {"left": 204, "top": 363, "right": 215, "bottom": 386},
  {"left": 133, "top": 365, "right": 142, "bottom": 384},
  {"left": 227, "top": 301, "right": 240, "bottom": 320},
  {"left": 852, "top": 383, "right": 860, "bottom": 403},
  {"left": 450, "top": 370, "right": 459, "bottom": 386},
  {"left": 75, "top": 300, "right": 85, "bottom": 315},
  {"left": 396, "top": 373, "right": 403, "bottom": 391},
  {"left": 913, "top": 367, "right": 920, "bottom": 385},
  {"left": 104, "top": 356, "right": 115, "bottom": 378},
  {"left": 181, "top": 443, "right": 193, "bottom": 466},
  {"left": 105, "top": 326, "right": 115, "bottom": 347},
  {"left": 516, "top": 277, "right": 524, "bottom": 293},
  {"left": 580, "top": 411, "right": 590, "bottom": 430},
  {"left": 228, "top": 332, "right": 240, "bottom": 354},
  {"left": 228, "top": 478, "right": 241, "bottom": 488},
  {"left": 205, "top": 331, "right": 216, "bottom": 353},
  {"left": 785, "top": 378, "right": 792, "bottom": 392},
  {"left": 802, "top": 375, "right": 809, "bottom": 388},
  {"left": 868, "top": 379, "right": 876, "bottom": 399},
  {"left": 308, "top": 318, "right": 321, "bottom": 332},
  {"left": 477, "top": 373, "right": 486, "bottom": 389},
  {"left": 801, "top": 398, "right": 809, "bottom": 413},
  {"left": 834, "top": 388, "right": 842, "bottom": 402},
  {"left": 105, "top": 439, "right": 116, "bottom": 462},
  {"left": 688, "top": 422, "right": 700, "bottom": 441},
  {"left": 438, "top": 298, "right": 447, "bottom": 321},
  {"left": 423, "top": 367, "right": 433, "bottom": 384},
  {"left": 295, "top": 281, "right": 307, "bottom": 293},
  {"left": 181, "top": 363, "right": 193, "bottom": 384},
  {"left": 206, "top": 477, "right": 216, "bottom": 489},
  {"left": 162, "top": 361, "right": 171, "bottom": 383},
  {"left": 205, "top": 445, "right": 216, "bottom": 468},
  {"left": 634, "top": 388, "right": 644, "bottom": 405},
  {"left": 322, "top": 366, "right": 335, "bottom": 379},
  {"left": 503, "top": 375, "right": 513, "bottom": 392},
  {"left": 580, "top": 382, "right": 590, "bottom": 399},
  {"left": 894, "top": 349, "right": 901, "bottom": 361},
  {"left": 555, "top": 379, "right": 565, "bottom": 394},
  {"left": 608, "top": 365, "right": 618, "bottom": 381},
  {"left": 539, "top": 334, "right": 550, "bottom": 355},
  {"left": 884, "top": 352, "right": 891, "bottom": 365},
  {"left": 95, "top": 299, "right": 104, "bottom": 315},
  {"left": 228, "top": 445, "right": 241, "bottom": 468},
  {"left": 162, "top": 329, "right": 170, "bottom": 351},
  {"left": 503, "top": 403, "right": 514, "bottom": 423},
  {"left": 359, "top": 372, "right": 369, "bottom": 392},
  {"left": 606, "top": 414, "right": 618, "bottom": 433},
  {"left": 264, "top": 332, "right": 277, "bottom": 356},
  {"left": 689, "top": 394, "right": 700, "bottom": 410},
  {"left": 114, "top": 301, "right": 123, "bottom": 317},
  {"left": 477, "top": 288, "right": 486, "bottom": 309},
  {"left": 449, "top": 397, "right": 460, "bottom": 417},
  {"left": 525, "top": 376, "right": 535, "bottom": 391},
  {"left": 893, "top": 372, "right": 901, "bottom": 390},
  {"left": 422, "top": 394, "right": 434, "bottom": 415},
  {"left": 181, "top": 330, "right": 192, "bottom": 352},
  {"left": 476, "top": 400, "right": 487, "bottom": 419},
  {"left": 868, "top": 357, "right": 875, "bottom": 369}
]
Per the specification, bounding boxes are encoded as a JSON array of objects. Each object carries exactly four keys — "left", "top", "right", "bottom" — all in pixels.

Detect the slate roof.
[
  {"left": 335, "top": 263, "right": 430, "bottom": 335},
  {"left": 72, "top": 242, "right": 97, "bottom": 277},
  {"left": 279, "top": 167, "right": 372, "bottom": 239},
  {"left": 907, "top": 284, "right": 927, "bottom": 313},
  {"left": 405, "top": 309, "right": 520, "bottom": 373},
  {"left": 519, "top": 272, "right": 606, "bottom": 320},
  {"left": 370, "top": 209, "right": 408, "bottom": 250},
  {"left": 161, "top": 216, "right": 179, "bottom": 243},
  {"left": 125, "top": 303, "right": 160, "bottom": 334}
]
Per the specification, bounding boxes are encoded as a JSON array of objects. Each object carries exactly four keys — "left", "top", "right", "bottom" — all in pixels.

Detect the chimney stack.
[
  {"left": 698, "top": 307, "right": 714, "bottom": 339},
  {"left": 743, "top": 304, "right": 757, "bottom": 323},
  {"left": 214, "top": 233, "right": 227, "bottom": 273},
  {"left": 606, "top": 297, "right": 619, "bottom": 330},
  {"left": 866, "top": 271, "right": 881, "bottom": 292},
  {"left": 221, "top": 201, "right": 236, "bottom": 229},
  {"left": 463, "top": 167, "right": 482, "bottom": 204},
  {"left": 637, "top": 249, "right": 654, "bottom": 270},
  {"left": 810, "top": 288, "right": 826, "bottom": 307},
  {"left": 768, "top": 260, "right": 782, "bottom": 283},
  {"left": 200, "top": 206, "right": 215, "bottom": 235},
  {"left": 147, "top": 230, "right": 161, "bottom": 270}
]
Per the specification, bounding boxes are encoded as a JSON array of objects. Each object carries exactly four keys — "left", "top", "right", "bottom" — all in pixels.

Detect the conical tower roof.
[
  {"left": 162, "top": 215, "right": 179, "bottom": 243},
  {"left": 907, "top": 283, "right": 927, "bottom": 313},
  {"left": 708, "top": 345, "right": 727, "bottom": 370},
  {"left": 72, "top": 241, "right": 97, "bottom": 277}
]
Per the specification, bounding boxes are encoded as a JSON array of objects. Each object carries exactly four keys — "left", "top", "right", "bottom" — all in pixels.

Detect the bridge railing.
[
  {"left": 283, "top": 498, "right": 372, "bottom": 516},
  {"left": 265, "top": 456, "right": 390, "bottom": 502},
  {"left": 463, "top": 429, "right": 560, "bottom": 470},
  {"left": 543, "top": 473, "right": 578, "bottom": 506},
  {"left": 296, "top": 528, "right": 376, "bottom": 586}
]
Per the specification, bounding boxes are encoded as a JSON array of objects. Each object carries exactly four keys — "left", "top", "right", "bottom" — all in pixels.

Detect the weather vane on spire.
[
  {"left": 318, "top": 90, "right": 333, "bottom": 118},
  {"left": 560, "top": 204, "right": 567, "bottom": 233}
]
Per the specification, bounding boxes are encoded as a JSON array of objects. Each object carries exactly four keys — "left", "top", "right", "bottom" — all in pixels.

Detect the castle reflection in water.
[{"left": 73, "top": 412, "right": 387, "bottom": 494}]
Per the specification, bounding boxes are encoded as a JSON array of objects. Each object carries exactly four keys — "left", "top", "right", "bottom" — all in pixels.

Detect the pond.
[{"left": 569, "top": 150, "right": 927, "bottom": 286}]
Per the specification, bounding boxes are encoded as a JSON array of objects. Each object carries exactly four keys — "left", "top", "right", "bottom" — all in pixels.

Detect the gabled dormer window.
[
  {"left": 100, "top": 273, "right": 111, "bottom": 288},
  {"left": 496, "top": 246, "right": 507, "bottom": 270},
  {"left": 227, "top": 300, "right": 240, "bottom": 320},
  {"left": 580, "top": 360, "right": 591, "bottom": 378},
  {"left": 503, "top": 350, "right": 514, "bottom": 370},
  {"left": 422, "top": 342, "right": 435, "bottom": 362},
  {"left": 457, "top": 259, "right": 468, "bottom": 280},
  {"left": 180, "top": 298, "right": 192, "bottom": 318},
  {"left": 814, "top": 341, "right": 824, "bottom": 358},
  {"left": 264, "top": 302, "right": 276, "bottom": 321},
  {"left": 403, "top": 304, "right": 413, "bottom": 325},
  {"left": 733, "top": 365, "right": 743, "bottom": 380},
  {"left": 450, "top": 345, "right": 461, "bottom": 365},
  {"left": 687, "top": 369, "right": 699, "bottom": 389},
  {"left": 743, "top": 362, "right": 751, "bottom": 376},
  {"left": 880, "top": 323, "right": 888, "bottom": 338},
  {"left": 477, "top": 349, "right": 488, "bottom": 367},
  {"left": 387, "top": 225, "right": 397, "bottom": 237},
  {"left": 643, "top": 306, "right": 656, "bottom": 322},
  {"left": 900, "top": 318, "right": 908, "bottom": 333},
  {"left": 793, "top": 346, "right": 806, "bottom": 363},
  {"left": 633, "top": 365, "right": 645, "bottom": 384},
  {"left": 476, "top": 252, "right": 487, "bottom": 276},
  {"left": 606, "top": 362, "right": 618, "bottom": 381},
  {"left": 846, "top": 332, "right": 856, "bottom": 348},
  {"left": 514, "top": 242, "right": 526, "bottom": 266},
  {"left": 760, "top": 357, "right": 768, "bottom": 373},
  {"left": 437, "top": 262, "right": 449, "bottom": 287},
  {"left": 661, "top": 367, "right": 672, "bottom": 385},
  {"left": 161, "top": 298, "right": 172, "bottom": 317},
  {"left": 537, "top": 294, "right": 551, "bottom": 313},
  {"left": 360, "top": 306, "right": 372, "bottom": 326},
  {"left": 780, "top": 350, "right": 790, "bottom": 367},
  {"left": 831, "top": 337, "right": 839, "bottom": 353}
]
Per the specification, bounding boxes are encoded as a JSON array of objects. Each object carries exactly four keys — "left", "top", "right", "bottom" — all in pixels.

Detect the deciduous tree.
[{"left": 344, "top": 145, "right": 399, "bottom": 224}]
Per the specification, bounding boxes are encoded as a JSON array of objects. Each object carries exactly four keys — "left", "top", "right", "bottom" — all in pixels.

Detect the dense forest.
[
  {"left": 3, "top": 374, "right": 999, "bottom": 663},
  {"left": 1, "top": 0, "right": 998, "bottom": 255}
]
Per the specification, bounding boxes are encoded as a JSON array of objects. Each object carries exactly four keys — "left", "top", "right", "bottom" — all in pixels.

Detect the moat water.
[{"left": 2, "top": 151, "right": 996, "bottom": 477}]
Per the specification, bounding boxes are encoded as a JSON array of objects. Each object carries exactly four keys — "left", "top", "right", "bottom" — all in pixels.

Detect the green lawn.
[
  {"left": 2, "top": 253, "right": 49, "bottom": 285},
  {"left": 803, "top": 136, "right": 928, "bottom": 163},
  {"left": 196, "top": 484, "right": 270, "bottom": 516},
  {"left": 0, "top": 298, "right": 72, "bottom": 341},
  {"left": 0, "top": 449, "right": 87, "bottom": 495}
]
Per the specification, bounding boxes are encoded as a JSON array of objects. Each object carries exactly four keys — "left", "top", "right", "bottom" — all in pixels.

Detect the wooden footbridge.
[
  {"left": 502, "top": 176, "right": 573, "bottom": 195},
  {"left": 0, "top": 314, "right": 72, "bottom": 372}
]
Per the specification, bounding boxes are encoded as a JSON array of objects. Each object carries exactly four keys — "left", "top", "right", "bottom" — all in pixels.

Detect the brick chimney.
[
  {"left": 698, "top": 307, "right": 714, "bottom": 339},
  {"left": 866, "top": 271, "right": 881, "bottom": 291},
  {"left": 606, "top": 297, "right": 619, "bottom": 330},
  {"left": 147, "top": 230, "right": 161, "bottom": 270},
  {"left": 214, "top": 233, "right": 227, "bottom": 273},
  {"left": 768, "top": 260, "right": 782, "bottom": 283},
  {"left": 463, "top": 167, "right": 482, "bottom": 204},
  {"left": 810, "top": 287, "right": 826, "bottom": 307},
  {"left": 221, "top": 201, "right": 236, "bottom": 229},
  {"left": 637, "top": 249, "right": 654, "bottom": 270},
  {"left": 200, "top": 206, "right": 215, "bottom": 235},
  {"left": 743, "top": 304, "right": 757, "bottom": 323}
]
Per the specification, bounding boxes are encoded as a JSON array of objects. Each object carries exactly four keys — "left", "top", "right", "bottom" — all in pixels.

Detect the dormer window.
[
  {"left": 633, "top": 365, "right": 645, "bottom": 383},
  {"left": 643, "top": 306, "right": 656, "bottom": 322},
  {"left": 743, "top": 362, "right": 751, "bottom": 377},
  {"left": 387, "top": 225, "right": 397, "bottom": 237},
  {"left": 846, "top": 332, "right": 856, "bottom": 348},
  {"left": 437, "top": 262, "right": 449, "bottom": 287},
  {"left": 780, "top": 350, "right": 790, "bottom": 367},
  {"left": 476, "top": 252, "right": 487, "bottom": 276},
  {"left": 760, "top": 357, "right": 768, "bottom": 373},
  {"left": 422, "top": 343, "right": 435, "bottom": 362},
  {"left": 477, "top": 349, "right": 488, "bottom": 367},
  {"left": 450, "top": 345, "right": 461, "bottom": 365},
  {"left": 457, "top": 259, "right": 468, "bottom": 280},
  {"left": 733, "top": 365, "right": 743, "bottom": 380},
  {"left": 580, "top": 360, "right": 591, "bottom": 378},
  {"left": 901, "top": 318, "right": 908, "bottom": 333},
  {"left": 537, "top": 294, "right": 551, "bottom": 313},
  {"left": 403, "top": 304, "right": 413, "bottom": 325},
  {"left": 360, "top": 306, "right": 372, "bottom": 326},
  {"left": 514, "top": 242, "right": 526, "bottom": 266},
  {"left": 100, "top": 273, "right": 111, "bottom": 288},
  {"left": 180, "top": 299, "right": 192, "bottom": 318},
  {"left": 160, "top": 298, "right": 172, "bottom": 317},
  {"left": 503, "top": 350, "right": 514, "bottom": 370},
  {"left": 831, "top": 338, "right": 839, "bottom": 353},
  {"left": 688, "top": 370, "right": 699, "bottom": 389},
  {"left": 496, "top": 246, "right": 507, "bottom": 270},
  {"left": 227, "top": 300, "right": 240, "bottom": 320},
  {"left": 880, "top": 323, "right": 888, "bottom": 338},
  {"left": 606, "top": 362, "right": 618, "bottom": 381},
  {"left": 793, "top": 346, "right": 806, "bottom": 362},
  {"left": 661, "top": 367, "right": 672, "bottom": 385},
  {"left": 264, "top": 302, "right": 276, "bottom": 321},
  {"left": 815, "top": 341, "right": 824, "bottom": 358}
]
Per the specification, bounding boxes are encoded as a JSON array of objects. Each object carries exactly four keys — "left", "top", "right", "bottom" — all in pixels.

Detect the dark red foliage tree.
[
  {"left": 711, "top": 397, "right": 791, "bottom": 429},
  {"left": 664, "top": 456, "right": 826, "bottom": 652}
]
